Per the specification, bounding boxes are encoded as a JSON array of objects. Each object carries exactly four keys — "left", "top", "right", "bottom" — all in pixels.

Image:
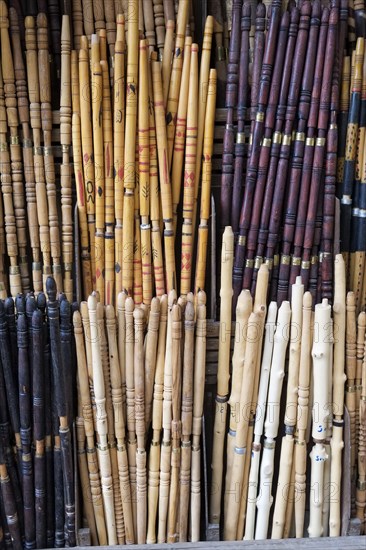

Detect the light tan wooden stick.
[{"left": 145, "top": 297, "right": 161, "bottom": 430}]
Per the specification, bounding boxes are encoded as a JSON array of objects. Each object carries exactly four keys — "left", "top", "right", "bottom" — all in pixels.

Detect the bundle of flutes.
[
  {"left": 74, "top": 288, "right": 207, "bottom": 544},
  {"left": 0, "top": 277, "right": 76, "bottom": 549}
]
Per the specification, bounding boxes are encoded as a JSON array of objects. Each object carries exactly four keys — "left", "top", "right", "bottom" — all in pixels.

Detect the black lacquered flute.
[
  {"left": 249, "top": 1, "right": 312, "bottom": 295},
  {"left": 242, "top": 8, "right": 291, "bottom": 291},
  {"left": 60, "top": 296, "right": 74, "bottom": 424},
  {"left": 32, "top": 309, "right": 46, "bottom": 549},
  {"left": 276, "top": 2, "right": 326, "bottom": 304},
  {"left": 233, "top": 0, "right": 283, "bottom": 301},
  {"left": 300, "top": 4, "right": 339, "bottom": 290},
  {"left": 340, "top": 37, "right": 364, "bottom": 262},
  {"left": 47, "top": 277, "right": 76, "bottom": 547},
  {"left": 239, "top": 4, "right": 299, "bottom": 294},
  {"left": 220, "top": 0, "right": 242, "bottom": 229},
  {"left": 230, "top": 1, "right": 250, "bottom": 236},
  {"left": 4, "top": 299, "right": 18, "bottom": 391},
  {"left": 16, "top": 299, "right": 36, "bottom": 550},
  {"left": 0, "top": 458, "right": 22, "bottom": 550}
]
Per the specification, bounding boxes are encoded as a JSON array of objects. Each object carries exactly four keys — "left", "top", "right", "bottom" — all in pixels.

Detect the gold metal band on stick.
[
  {"left": 194, "top": 68, "right": 217, "bottom": 295},
  {"left": 152, "top": 59, "right": 176, "bottom": 292},
  {"left": 123, "top": 0, "right": 139, "bottom": 296}
]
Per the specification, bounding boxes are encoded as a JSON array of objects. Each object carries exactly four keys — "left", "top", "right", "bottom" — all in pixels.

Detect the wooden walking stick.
[
  {"left": 88, "top": 292, "right": 117, "bottom": 545},
  {"left": 224, "top": 309, "right": 265, "bottom": 540},
  {"left": 190, "top": 290, "right": 207, "bottom": 542},
  {"left": 165, "top": 0, "right": 189, "bottom": 167},
  {"left": 244, "top": 301, "right": 278, "bottom": 540},
  {"left": 106, "top": 304, "right": 134, "bottom": 544},
  {"left": 167, "top": 303, "right": 183, "bottom": 543},
  {"left": 79, "top": 38, "right": 96, "bottom": 285},
  {"left": 171, "top": 35, "right": 191, "bottom": 233},
  {"left": 356, "top": 322, "right": 366, "bottom": 532},
  {"left": 153, "top": 0, "right": 165, "bottom": 58},
  {"left": 157, "top": 289, "right": 176, "bottom": 543},
  {"left": 117, "top": 291, "right": 127, "bottom": 422},
  {"left": 210, "top": 226, "right": 234, "bottom": 526},
  {"left": 194, "top": 68, "right": 217, "bottom": 295},
  {"left": 73, "top": 309, "right": 107, "bottom": 545},
  {"left": 272, "top": 277, "right": 304, "bottom": 539},
  {"left": 192, "top": 15, "right": 214, "bottom": 234},
  {"left": 92, "top": 56, "right": 105, "bottom": 302},
  {"left": 178, "top": 295, "right": 195, "bottom": 541},
  {"left": 125, "top": 296, "right": 137, "bottom": 532},
  {"left": 293, "top": 291, "right": 312, "bottom": 538},
  {"left": 329, "top": 254, "right": 346, "bottom": 536},
  {"left": 0, "top": 63, "right": 21, "bottom": 297},
  {"left": 161, "top": 19, "right": 174, "bottom": 109},
  {"left": 346, "top": 291, "right": 358, "bottom": 517},
  {"left": 60, "top": 15, "right": 73, "bottom": 300},
  {"left": 146, "top": 294, "right": 168, "bottom": 544},
  {"left": 180, "top": 43, "right": 198, "bottom": 296},
  {"left": 0, "top": 0, "right": 29, "bottom": 293},
  {"left": 123, "top": 0, "right": 139, "bottom": 296},
  {"left": 152, "top": 59, "right": 176, "bottom": 292},
  {"left": 355, "top": 312, "right": 366, "bottom": 461},
  {"left": 308, "top": 299, "right": 332, "bottom": 538},
  {"left": 9, "top": 5, "right": 41, "bottom": 293},
  {"left": 144, "top": 297, "right": 161, "bottom": 430},
  {"left": 224, "top": 289, "right": 252, "bottom": 524},
  {"left": 142, "top": 0, "right": 155, "bottom": 51},
  {"left": 255, "top": 301, "right": 292, "bottom": 540},
  {"left": 148, "top": 52, "right": 165, "bottom": 297},
  {"left": 138, "top": 39, "right": 152, "bottom": 306},
  {"left": 0, "top": 461, "right": 22, "bottom": 550},
  {"left": 93, "top": 0, "right": 105, "bottom": 32},
  {"left": 37, "top": 15, "right": 62, "bottom": 293},
  {"left": 114, "top": 15, "right": 125, "bottom": 302}
]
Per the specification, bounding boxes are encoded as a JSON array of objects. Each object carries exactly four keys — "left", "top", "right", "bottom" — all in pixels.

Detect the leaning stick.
[
  {"left": 190, "top": 290, "right": 207, "bottom": 542},
  {"left": 355, "top": 313, "right": 366, "bottom": 463},
  {"left": 165, "top": 0, "right": 189, "bottom": 167},
  {"left": 224, "top": 310, "right": 265, "bottom": 540},
  {"left": 123, "top": 0, "right": 139, "bottom": 296},
  {"left": 93, "top": 0, "right": 105, "bottom": 32},
  {"left": 167, "top": 303, "right": 183, "bottom": 543},
  {"left": 142, "top": 0, "right": 156, "bottom": 51},
  {"left": 37, "top": 14, "right": 62, "bottom": 292},
  {"left": 157, "top": 289, "right": 176, "bottom": 543},
  {"left": 9, "top": 6, "right": 41, "bottom": 292},
  {"left": 192, "top": 15, "right": 214, "bottom": 234},
  {"left": 194, "top": 68, "right": 217, "bottom": 295},
  {"left": 171, "top": 36, "right": 191, "bottom": 233},
  {"left": 179, "top": 296, "right": 195, "bottom": 542},
  {"left": 114, "top": 16, "right": 125, "bottom": 302},
  {"left": 134, "top": 306, "right": 147, "bottom": 544},
  {"left": 79, "top": 38, "right": 96, "bottom": 285},
  {"left": 0, "top": 1, "right": 29, "bottom": 293},
  {"left": 0, "top": 463, "right": 22, "bottom": 550},
  {"left": 145, "top": 297, "right": 161, "bottom": 430},
  {"left": 255, "top": 301, "right": 292, "bottom": 540},
  {"left": 153, "top": 0, "right": 165, "bottom": 59},
  {"left": 356, "top": 322, "right": 366, "bottom": 532},
  {"left": 329, "top": 254, "right": 346, "bottom": 536},
  {"left": 346, "top": 291, "right": 358, "bottom": 516},
  {"left": 0, "top": 63, "right": 21, "bottom": 297},
  {"left": 244, "top": 302, "right": 278, "bottom": 540},
  {"left": 73, "top": 309, "right": 107, "bottom": 545},
  {"left": 152, "top": 59, "right": 176, "bottom": 291},
  {"left": 224, "top": 290, "right": 252, "bottom": 522},
  {"left": 138, "top": 39, "right": 152, "bottom": 306},
  {"left": 210, "top": 226, "right": 234, "bottom": 525},
  {"left": 272, "top": 277, "right": 304, "bottom": 539},
  {"left": 148, "top": 52, "right": 165, "bottom": 297},
  {"left": 308, "top": 299, "right": 332, "bottom": 538},
  {"left": 88, "top": 292, "right": 117, "bottom": 544},
  {"left": 180, "top": 43, "right": 198, "bottom": 296},
  {"left": 146, "top": 294, "right": 168, "bottom": 544},
  {"left": 162, "top": 20, "right": 175, "bottom": 108}
]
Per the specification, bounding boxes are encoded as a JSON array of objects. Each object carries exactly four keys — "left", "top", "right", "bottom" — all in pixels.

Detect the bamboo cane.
[
  {"left": 180, "top": 43, "right": 198, "bottom": 296},
  {"left": 146, "top": 294, "right": 168, "bottom": 544},
  {"left": 123, "top": 0, "right": 139, "bottom": 296},
  {"left": 255, "top": 301, "right": 292, "bottom": 540},
  {"left": 114, "top": 15, "right": 126, "bottom": 302},
  {"left": 210, "top": 226, "right": 234, "bottom": 525},
  {"left": 190, "top": 290, "right": 207, "bottom": 542}
]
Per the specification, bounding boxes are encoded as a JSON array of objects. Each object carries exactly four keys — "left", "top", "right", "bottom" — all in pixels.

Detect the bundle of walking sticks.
[
  {"left": 218, "top": 0, "right": 366, "bottom": 311},
  {"left": 0, "top": 277, "right": 76, "bottom": 549},
  {"left": 211, "top": 235, "right": 366, "bottom": 540}
]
